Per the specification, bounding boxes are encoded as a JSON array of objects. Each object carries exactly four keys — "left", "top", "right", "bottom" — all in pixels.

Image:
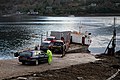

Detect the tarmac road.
[{"left": 0, "top": 53, "right": 97, "bottom": 79}]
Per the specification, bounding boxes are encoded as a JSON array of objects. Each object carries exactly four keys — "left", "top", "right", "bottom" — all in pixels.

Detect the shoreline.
[
  {"left": 0, "top": 53, "right": 96, "bottom": 79},
  {"left": 1, "top": 13, "right": 120, "bottom": 18},
  {"left": 5, "top": 54, "right": 120, "bottom": 80}
]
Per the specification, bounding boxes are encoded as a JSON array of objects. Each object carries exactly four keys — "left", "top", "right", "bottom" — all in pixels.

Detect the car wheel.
[
  {"left": 61, "top": 50, "right": 65, "bottom": 57},
  {"left": 22, "top": 62, "right": 25, "bottom": 65},
  {"left": 35, "top": 60, "right": 39, "bottom": 65}
]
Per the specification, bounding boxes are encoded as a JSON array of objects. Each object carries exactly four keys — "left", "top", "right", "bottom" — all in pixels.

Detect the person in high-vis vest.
[{"left": 46, "top": 48, "right": 52, "bottom": 65}]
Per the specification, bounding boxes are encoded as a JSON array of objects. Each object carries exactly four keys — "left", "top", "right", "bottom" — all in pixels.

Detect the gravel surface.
[
  {"left": 5, "top": 54, "right": 120, "bottom": 80},
  {"left": 0, "top": 53, "right": 96, "bottom": 79}
]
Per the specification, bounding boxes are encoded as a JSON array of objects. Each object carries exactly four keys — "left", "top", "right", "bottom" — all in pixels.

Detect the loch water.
[{"left": 0, "top": 15, "right": 120, "bottom": 59}]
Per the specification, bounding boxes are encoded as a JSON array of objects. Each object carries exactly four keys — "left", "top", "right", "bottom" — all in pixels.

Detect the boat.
[
  {"left": 50, "top": 31, "right": 92, "bottom": 53},
  {"left": 50, "top": 31, "right": 91, "bottom": 46}
]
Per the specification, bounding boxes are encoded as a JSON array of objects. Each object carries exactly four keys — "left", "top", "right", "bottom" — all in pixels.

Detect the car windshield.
[
  {"left": 53, "top": 42, "right": 63, "bottom": 46},
  {"left": 32, "top": 51, "right": 40, "bottom": 56},
  {"left": 19, "top": 51, "right": 32, "bottom": 57},
  {"left": 32, "top": 50, "right": 46, "bottom": 57},
  {"left": 47, "top": 38, "right": 54, "bottom": 41},
  {"left": 41, "top": 43, "right": 50, "bottom": 46},
  {"left": 40, "top": 51, "right": 45, "bottom": 54}
]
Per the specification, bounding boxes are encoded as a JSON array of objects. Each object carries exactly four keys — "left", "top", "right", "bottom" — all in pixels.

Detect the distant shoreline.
[{"left": 1, "top": 13, "right": 120, "bottom": 17}]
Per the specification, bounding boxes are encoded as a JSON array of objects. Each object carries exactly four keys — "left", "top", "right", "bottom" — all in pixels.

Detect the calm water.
[{"left": 0, "top": 15, "right": 120, "bottom": 59}]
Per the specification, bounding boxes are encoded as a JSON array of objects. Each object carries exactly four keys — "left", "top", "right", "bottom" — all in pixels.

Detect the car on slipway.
[
  {"left": 52, "top": 40, "right": 66, "bottom": 54},
  {"left": 40, "top": 41, "right": 53, "bottom": 52},
  {"left": 17, "top": 50, "right": 48, "bottom": 65}
]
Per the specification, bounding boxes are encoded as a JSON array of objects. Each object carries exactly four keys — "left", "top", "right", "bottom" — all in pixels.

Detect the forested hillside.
[{"left": 0, "top": 0, "right": 120, "bottom": 16}]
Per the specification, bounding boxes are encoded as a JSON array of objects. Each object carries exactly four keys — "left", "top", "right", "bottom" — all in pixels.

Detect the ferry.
[
  {"left": 50, "top": 31, "right": 92, "bottom": 53},
  {"left": 50, "top": 31, "right": 91, "bottom": 46}
]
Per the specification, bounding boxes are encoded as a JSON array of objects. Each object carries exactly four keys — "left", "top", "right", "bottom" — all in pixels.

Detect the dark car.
[
  {"left": 18, "top": 50, "right": 48, "bottom": 65},
  {"left": 44, "top": 36, "right": 56, "bottom": 42},
  {"left": 40, "top": 41, "right": 53, "bottom": 52},
  {"left": 52, "top": 40, "right": 66, "bottom": 54}
]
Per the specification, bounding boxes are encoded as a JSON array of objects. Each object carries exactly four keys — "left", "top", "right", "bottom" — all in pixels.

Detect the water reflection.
[{"left": 0, "top": 16, "right": 120, "bottom": 59}]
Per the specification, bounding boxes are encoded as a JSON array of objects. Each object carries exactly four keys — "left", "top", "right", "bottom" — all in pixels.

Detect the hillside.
[{"left": 0, "top": 0, "right": 120, "bottom": 16}]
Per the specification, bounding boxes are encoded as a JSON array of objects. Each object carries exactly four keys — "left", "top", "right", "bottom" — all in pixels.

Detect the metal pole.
[
  {"left": 41, "top": 34, "right": 43, "bottom": 44},
  {"left": 105, "top": 17, "right": 116, "bottom": 55},
  {"left": 104, "top": 38, "right": 113, "bottom": 54},
  {"left": 46, "top": 31, "right": 48, "bottom": 37},
  {"left": 112, "top": 17, "right": 116, "bottom": 55}
]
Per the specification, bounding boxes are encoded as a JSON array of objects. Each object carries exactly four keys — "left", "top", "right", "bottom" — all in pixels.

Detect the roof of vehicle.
[
  {"left": 53, "top": 40, "right": 64, "bottom": 42},
  {"left": 42, "top": 41, "right": 51, "bottom": 43},
  {"left": 19, "top": 50, "right": 44, "bottom": 55},
  {"left": 47, "top": 36, "right": 55, "bottom": 38}
]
